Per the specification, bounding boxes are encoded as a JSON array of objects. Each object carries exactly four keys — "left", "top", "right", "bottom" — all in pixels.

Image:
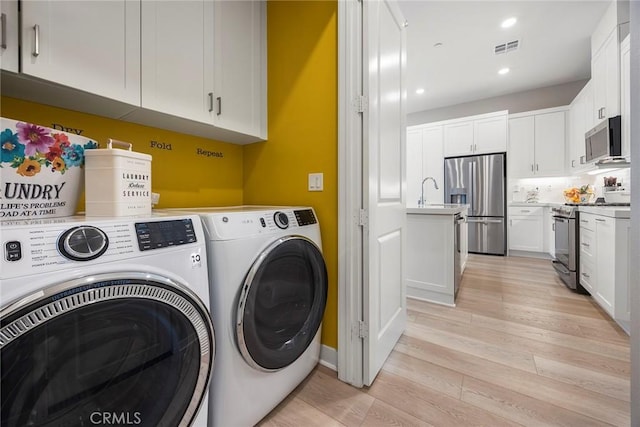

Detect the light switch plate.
[{"left": 308, "top": 173, "right": 323, "bottom": 191}]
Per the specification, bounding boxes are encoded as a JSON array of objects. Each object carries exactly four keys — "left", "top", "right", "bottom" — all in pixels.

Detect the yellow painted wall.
[
  {"left": 243, "top": 1, "right": 338, "bottom": 348},
  {"left": 1, "top": 97, "right": 244, "bottom": 208}
]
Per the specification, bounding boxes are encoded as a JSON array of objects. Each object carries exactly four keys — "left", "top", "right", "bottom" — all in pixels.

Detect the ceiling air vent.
[{"left": 494, "top": 40, "right": 519, "bottom": 55}]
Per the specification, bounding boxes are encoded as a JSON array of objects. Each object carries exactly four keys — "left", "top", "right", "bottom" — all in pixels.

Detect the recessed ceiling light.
[
  {"left": 416, "top": 88, "right": 425, "bottom": 95},
  {"left": 501, "top": 17, "right": 517, "bottom": 28},
  {"left": 498, "top": 67, "right": 510, "bottom": 75}
]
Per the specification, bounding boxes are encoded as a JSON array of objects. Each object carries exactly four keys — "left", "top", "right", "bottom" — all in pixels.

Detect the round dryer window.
[
  {"left": 0, "top": 273, "right": 214, "bottom": 427},
  {"left": 237, "top": 236, "right": 328, "bottom": 371}
]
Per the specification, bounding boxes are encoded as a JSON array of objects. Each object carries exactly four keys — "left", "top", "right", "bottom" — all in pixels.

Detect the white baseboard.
[{"left": 319, "top": 344, "right": 337, "bottom": 371}]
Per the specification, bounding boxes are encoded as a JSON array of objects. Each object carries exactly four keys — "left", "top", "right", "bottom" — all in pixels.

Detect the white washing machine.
[
  {"left": 170, "top": 206, "right": 328, "bottom": 427},
  {"left": 0, "top": 214, "right": 214, "bottom": 427}
]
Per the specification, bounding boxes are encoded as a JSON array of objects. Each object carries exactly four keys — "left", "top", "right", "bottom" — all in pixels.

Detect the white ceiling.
[{"left": 397, "top": 0, "right": 612, "bottom": 114}]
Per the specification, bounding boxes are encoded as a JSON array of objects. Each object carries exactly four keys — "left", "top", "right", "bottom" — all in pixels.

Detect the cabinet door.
[
  {"left": 592, "top": 47, "right": 607, "bottom": 124},
  {"left": 443, "top": 121, "right": 473, "bottom": 157},
  {"left": 620, "top": 36, "right": 630, "bottom": 158},
  {"left": 0, "top": 0, "right": 18, "bottom": 72},
  {"left": 422, "top": 126, "right": 444, "bottom": 204},
  {"left": 508, "top": 116, "right": 535, "bottom": 178},
  {"left": 508, "top": 215, "right": 543, "bottom": 252},
  {"left": 603, "top": 30, "right": 620, "bottom": 119},
  {"left": 214, "top": 0, "right": 266, "bottom": 138},
  {"left": 569, "top": 85, "right": 587, "bottom": 171},
  {"left": 141, "top": 1, "right": 214, "bottom": 124},
  {"left": 534, "top": 112, "right": 566, "bottom": 176},
  {"left": 21, "top": 0, "right": 140, "bottom": 106},
  {"left": 406, "top": 129, "right": 423, "bottom": 207},
  {"left": 595, "top": 216, "right": 615, "bottom": 316},
  {"left": 474, "top": 115, "right": 507, "bottom": 154}
]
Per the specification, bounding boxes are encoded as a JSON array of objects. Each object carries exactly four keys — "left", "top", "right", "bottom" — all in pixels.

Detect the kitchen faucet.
[{"left": 419, "top": 177, "right": 439, "bottom": 206}]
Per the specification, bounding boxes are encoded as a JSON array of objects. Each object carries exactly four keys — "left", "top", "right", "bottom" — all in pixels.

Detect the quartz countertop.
[
  {"left": 578, "top": 205, "right": 631, "bottom": 219},
  {"left": 509, "top": 202, "right": 563, "bottom": 207},
  {"left": 407, "top": 204, "right": 469, "bottom": 215}
]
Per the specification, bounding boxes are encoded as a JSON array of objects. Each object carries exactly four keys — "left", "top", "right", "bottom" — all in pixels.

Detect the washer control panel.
[
  {"left": 135, "top": 219, "right": 197, "bottom": 251},
  {"left": 294, "top": 209, "right": 317, "bottom": 226}
]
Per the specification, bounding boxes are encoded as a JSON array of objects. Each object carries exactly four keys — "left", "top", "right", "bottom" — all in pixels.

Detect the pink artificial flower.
[{"left": 16, "top": 122, "right": 55, "bottom": 156}]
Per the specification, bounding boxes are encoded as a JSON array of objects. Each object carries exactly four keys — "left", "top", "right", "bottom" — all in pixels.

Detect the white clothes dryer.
[
  {"left": 171, "top": 206, "right": 328, "bottom": 427},
  {"left": 0, "top": 214, "right": 214, "bottom": 427}
]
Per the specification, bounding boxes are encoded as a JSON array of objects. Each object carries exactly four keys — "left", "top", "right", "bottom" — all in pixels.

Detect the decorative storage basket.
[
  {"left": 1, "top": 117, "right": 98, "bottom": 220},
  {"left": 84, "top": 139, "right": 152, "bottom": 217}
]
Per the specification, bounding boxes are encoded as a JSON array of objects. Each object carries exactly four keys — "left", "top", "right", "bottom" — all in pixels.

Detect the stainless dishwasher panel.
[{"left": 467, "top": 217, "right": 505, "bottom": 255}]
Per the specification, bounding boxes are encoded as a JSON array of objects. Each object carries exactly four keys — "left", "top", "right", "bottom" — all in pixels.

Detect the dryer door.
[
  {"left": 0, "top": 273, "right": 214, "bottom": 427},
  {"left": 237, "top": 236, "right": 328, "bottom": 371}
]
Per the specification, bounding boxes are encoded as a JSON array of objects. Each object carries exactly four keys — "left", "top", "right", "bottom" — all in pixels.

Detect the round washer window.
[
  {"left": 237, "top": 236, "right": 328, "bottom": 371},
  {"left": 0, "top": 274, "right": 214, "bottom": 427}
]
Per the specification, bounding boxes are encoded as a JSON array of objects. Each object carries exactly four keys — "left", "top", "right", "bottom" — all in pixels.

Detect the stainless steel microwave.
[{"left": 584, "top": 115, "right": 621, "bottom": 162}]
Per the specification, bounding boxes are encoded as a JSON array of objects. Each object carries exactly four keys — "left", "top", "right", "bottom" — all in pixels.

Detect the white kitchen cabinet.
[
  {"left": 443, "top": 121, "right": 474, "bottom": 157},
  {"left": 579, "top": 211, "right": 630, "bottom": 332},
  {"left": 568, "top": 81, "right": 595, "bottom": 173},
  {"left": 406, "top": 125, "right": 444, "bottom": 206},
  {"left": 508, "top": 108, "right": 567, "bottom": 178},
  {"left": 443, "top": 111, "right": 507, "bottom": 157},
  {"left": 620, "top": 35, "right": 630, "bottom": 158},
  {"left": 591, "top": 28, "right": 620, "bottom": 124},
  {"left": 0, "top": 0, "right": 18, "bottom": 73},
  {"left": 20, "top": 0, "right": 141, "bottom": 106},
  {"left": 508, "top": 206, "right": 544, "bottom": 252}
]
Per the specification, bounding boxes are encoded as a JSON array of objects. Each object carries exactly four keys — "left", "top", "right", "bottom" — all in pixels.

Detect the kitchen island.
[{"left": 406, "top": 204, "right": 468, "bottom": 306}]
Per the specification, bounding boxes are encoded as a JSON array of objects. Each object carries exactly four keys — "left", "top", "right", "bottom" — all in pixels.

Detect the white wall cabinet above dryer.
[
  {"left": 443, "top": 111, "right": 507, "bottom": 157},
  {"left": 132, "top": 0, "right": 267, "bottom": 142},
  {"left": 509, "top": 108, "right": 567, "bottom": 178},
  {"left": 20, "top": 0, "right": 141, "bottom": 106},
  {"left": 0, "top": 0, "right": 18, "bottom": 73}
]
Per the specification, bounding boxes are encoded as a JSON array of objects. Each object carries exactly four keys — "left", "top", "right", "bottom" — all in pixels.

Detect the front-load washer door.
[
  {"left": 0, "top": 273, "right": 214, "bottom": 427},
  {"left": 237, "top": 235, "right": 328, "bottom": 371}
]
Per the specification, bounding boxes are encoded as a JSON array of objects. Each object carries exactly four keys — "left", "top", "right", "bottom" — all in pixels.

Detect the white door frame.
[{"left": 337, "top": 0, "right": 365, "bottom": 388}]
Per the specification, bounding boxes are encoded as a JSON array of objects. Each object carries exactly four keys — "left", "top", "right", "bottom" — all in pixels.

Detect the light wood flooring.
[{"left": 259, "top": 254, "right": 631, "bottom": 427}]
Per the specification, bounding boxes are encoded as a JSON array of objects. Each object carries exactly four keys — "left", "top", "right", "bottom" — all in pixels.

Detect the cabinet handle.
[
  {"left": 216, "top": 96, "right": 222, "bottom": 116},
  {"left": 595, "top": 218, "right": 606, "bottom": 222},
  {"left": 469, "top": 144, "right": 473, "bottom": 152},
  {"left": 208, "top": 93, "right": 214, "bottom": 112},
  {"left": 536, "top": 164, "right": 539, "bottom": 171},
  {"left": 582, "top": 242, "right": 590, "bottom": 247},
  {"left": 521, "top": 210, "right": 530, "bottom": 213},
  {"left": 474, "top": 144, "right": 477, "bottom": 151},
  {"left": 552, "top": 222, "right": 555, "bottom": 231},
  {"left": 571, "top": 159, "right": 575, "bottom": 168},
  {"left": 581, "top": 219, "right": 588, "bottom": 223},
  {"left": 33, "top": 24, "right": 40, "bottom": 57},
  {"left": 531, "top": 164, "right": 534, "bottom": 172},
  {"left": 582, "top": 273, "right": 590, "bottom": 278},
  {"left": 1, "top": 13, "right": 6, "bottom": 50}
]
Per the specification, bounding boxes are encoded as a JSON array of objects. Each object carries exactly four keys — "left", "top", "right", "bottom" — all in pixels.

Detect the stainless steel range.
[
  {"left": 552, "top": 205, "right": 580, "bottom": 291},
  {"left": 552, "top": 202, "right": 631, "bottom": 291}
]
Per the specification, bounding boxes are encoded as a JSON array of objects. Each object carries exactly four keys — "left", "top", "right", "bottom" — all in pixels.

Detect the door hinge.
[
  {"left": 354, "top": 95, "right": 368, "bottom": 113},
  {"left": 358, "top": 209, "right": 368, "bottom": 227},
  {"left": 354, "top": 320, "right": 368, "bottom": 339}
]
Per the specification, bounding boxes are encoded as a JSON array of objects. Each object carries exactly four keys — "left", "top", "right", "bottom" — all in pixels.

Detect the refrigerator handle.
[{"left": 468, "top": 161, "right": 476, "bottom": 214}]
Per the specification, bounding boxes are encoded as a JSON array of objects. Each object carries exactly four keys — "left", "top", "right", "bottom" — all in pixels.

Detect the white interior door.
[{"left": 363, "top": 0, "right": 407, "bottom": 386}]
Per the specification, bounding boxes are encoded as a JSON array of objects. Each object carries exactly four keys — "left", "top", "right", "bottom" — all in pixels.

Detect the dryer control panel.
[{"left": 206, "top": 208, "right": 318, "bottom": 240}]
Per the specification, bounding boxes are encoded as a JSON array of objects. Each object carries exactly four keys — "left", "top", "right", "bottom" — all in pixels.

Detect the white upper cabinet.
[
  {"left": 141, "top": 1, "right": 215, "bottom": 125},
  {"left": 568, "top": 81, "right": 595, "bottom": 173},
  {"left": 508, "top": 108, "right": 567, "bottom": 178},
  {"left": 0, "top": 0, "right": 18, "bottom": 72},
  {"left": 443, "top": 121, "right": 474, "bottom": 157},
  {"left": 406, "top": 125, "right": 444, "bottom": 206},
  {"left": 443, "top": 111, "right": 507, "bottom": 157},
  {"left": 21, "top": 0, "right": 141, "bottom": 106},
  {"left": 620, "top": 35, "right": 630, "bottom": 158},
  {"left": 214, "top": 0, "right": 267, "bottom": 139},
  {"left": 591, "top": 28, "right": 620, "bottom": 124}
]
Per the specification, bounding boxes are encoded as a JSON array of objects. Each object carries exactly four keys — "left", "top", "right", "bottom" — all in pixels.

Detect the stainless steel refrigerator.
[{"left": 444, "top": 153, "right": 506, "bottom": 255}]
